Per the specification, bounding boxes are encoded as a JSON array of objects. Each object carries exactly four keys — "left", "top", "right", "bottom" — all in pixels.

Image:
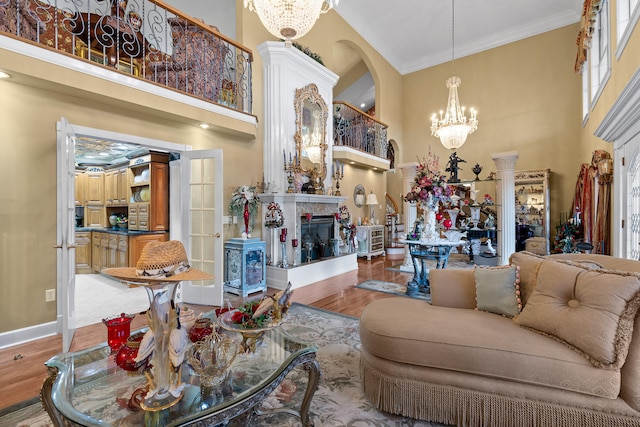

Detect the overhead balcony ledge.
[
  {"left": 333, "top": 145, "right": 391, "bottom": 171},
  {"left": 0, "top": 37, "right": 257, "bottom": 138}
]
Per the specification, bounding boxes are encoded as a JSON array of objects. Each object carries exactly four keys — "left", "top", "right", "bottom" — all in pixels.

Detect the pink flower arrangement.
[{"left": 404, "top": 151, "right": 452, "bottom": 208}]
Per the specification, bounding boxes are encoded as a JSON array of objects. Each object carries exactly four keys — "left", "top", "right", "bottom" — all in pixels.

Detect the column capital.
[{"left": 491, "top": 151, "right": 519, "bottom": 171}]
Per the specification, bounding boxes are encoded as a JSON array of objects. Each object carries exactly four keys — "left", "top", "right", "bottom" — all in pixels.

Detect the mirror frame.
[{"left": 294, "top": 83, "right": 328, "bottom": 188}]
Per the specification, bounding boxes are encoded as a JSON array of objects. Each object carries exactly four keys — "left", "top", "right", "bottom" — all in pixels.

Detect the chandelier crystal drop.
[
  {"left": 430, "top": 0, "right": 478, "bottom": 150},
  {"left": 244, "top": 0, "right": 339, "bottom": 45}
]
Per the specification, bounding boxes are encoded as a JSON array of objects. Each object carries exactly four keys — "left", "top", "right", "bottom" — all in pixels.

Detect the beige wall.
[{"left": 401, "top": 24, "right": 582, "bottom": 236}]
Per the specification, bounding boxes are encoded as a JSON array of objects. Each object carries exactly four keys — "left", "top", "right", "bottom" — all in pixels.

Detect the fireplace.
[{"left": 300, "top": 215, "right": 336, "bottom": 262}]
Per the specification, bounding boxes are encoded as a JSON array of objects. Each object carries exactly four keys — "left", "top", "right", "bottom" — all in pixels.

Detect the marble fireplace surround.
[{"left": 260, "top": 193, "right": 358, "bottom": 290}]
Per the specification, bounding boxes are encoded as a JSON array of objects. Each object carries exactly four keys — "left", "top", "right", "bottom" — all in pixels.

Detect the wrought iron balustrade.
[
  {"left": 0, "top": 0, "right": 252, "bottom": 114},
  {"left": 333, "top": 101, "right": 388, "bottom": 159}
]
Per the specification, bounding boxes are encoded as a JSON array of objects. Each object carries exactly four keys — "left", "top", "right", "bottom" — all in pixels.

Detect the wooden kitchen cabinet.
[
  {"left": 128, "top": 153, "right": 169, "bottom": 231},
  {"left": 129, "top": 233, "right": 169, "bottom": 266},
  {"left": 117, "top": 235, "right": 128, "bottom": 267},
  {"left": 75, "top": 172, "right": 86, "bottom": 207},
  {"left": 75, "top": 231, "right": 92, "bottom": 274},
  {"left": 85, "top": 171, "right": 105, "bottom": 205},
  {"left": 118, "top": 168, "right": 129, "bottom": 205},
  {"left": 85, "top": 206, "right": 106, "bottom": 227},
  {"left": 92, "top": 232, "right": 103, "bottom": 273}
]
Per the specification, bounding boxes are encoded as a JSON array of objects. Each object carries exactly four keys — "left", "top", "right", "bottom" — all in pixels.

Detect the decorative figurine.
[
  {"left": 446, "top": 152, "right": 466, "bottom": 183},
  {"left": 472, "top": 163, "right": 483, "bottom": 181}
]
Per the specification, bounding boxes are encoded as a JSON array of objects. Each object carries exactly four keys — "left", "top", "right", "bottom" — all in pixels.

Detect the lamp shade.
[{"left": 366, "top": 192, "right": 378, "bottom": 206}]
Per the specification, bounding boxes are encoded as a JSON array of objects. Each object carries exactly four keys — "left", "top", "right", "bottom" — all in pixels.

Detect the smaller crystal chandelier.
[
  {"left": 244, "top": 0, "right": 339, "bottom": 46},
  {"left": 430, "top": 0, "right": 478, "bottom": 150}
]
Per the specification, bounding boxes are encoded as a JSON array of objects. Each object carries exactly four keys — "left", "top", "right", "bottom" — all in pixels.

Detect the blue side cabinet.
[{"left": 223, "top": 238, "right": 267, "bottom": 297}]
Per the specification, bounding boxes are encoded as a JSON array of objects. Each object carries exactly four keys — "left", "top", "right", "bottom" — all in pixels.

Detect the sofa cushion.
[
  {"left": 360, "top": 297, "right": 621, "bottom": 399},
  {"left": 474, "top": 265, "right": 521, "bottom": 317},
  {"left": 514, "top": 260, "right": 640, "bottom": 369},
  {"left": 509, "top": 251, "right": 546, "bottom": 306}
]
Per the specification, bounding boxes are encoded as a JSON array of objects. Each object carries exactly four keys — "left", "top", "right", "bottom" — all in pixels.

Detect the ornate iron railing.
[
  {"left": 0, "top": 0, "right": 252, "bottom": 114},
  {"left": 333, "top": 101, "right": 388, "bottom": 159}
]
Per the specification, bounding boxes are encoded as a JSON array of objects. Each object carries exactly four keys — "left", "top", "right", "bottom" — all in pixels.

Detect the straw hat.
[{"left": 103, "top": 240, "right": 213, "bottom": 283}]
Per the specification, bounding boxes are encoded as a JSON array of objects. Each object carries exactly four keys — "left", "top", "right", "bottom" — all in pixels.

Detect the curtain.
[
  {"left": 575, "top": 0, "right": 603, "bottom": 74},
  {"left": 572, "top": 163, "right": 593, "bottom": 244},
  {"left": 592, "top": 150, "right": 612, "bottom": 254}
]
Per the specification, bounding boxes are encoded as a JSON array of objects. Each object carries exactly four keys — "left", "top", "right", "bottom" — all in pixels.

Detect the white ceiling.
[{"left": 334, "top": 0, "right": 583, "bottom": 76}]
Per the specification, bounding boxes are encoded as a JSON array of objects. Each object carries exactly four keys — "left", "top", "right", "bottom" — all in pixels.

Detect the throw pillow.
[
  {"left": 514, "top": 259, "right": 640, "bottom": 369},
  {"left": 474, "top": 265, "right": 522, "bottom": 318},
  {"left": 509, "top": 251, "right": 546, "bottom": 306}
]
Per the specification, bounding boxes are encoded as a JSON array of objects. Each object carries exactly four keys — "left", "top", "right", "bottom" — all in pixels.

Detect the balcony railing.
[
  {"left": 0, "top": 0, "right": 252, "bottom": 114},
  {"left": 333, "top": 101, "right": 388, "bottom": 159}
]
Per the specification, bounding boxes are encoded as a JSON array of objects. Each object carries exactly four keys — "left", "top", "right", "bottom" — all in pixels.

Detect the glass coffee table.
[{"left": 41, "top": 321, "right": 320, "bottom": 426}]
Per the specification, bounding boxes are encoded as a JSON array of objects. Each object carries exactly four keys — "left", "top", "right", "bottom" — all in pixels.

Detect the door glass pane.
[
  {"left": 191, "top": 236, "right": 203, "bottom": 261},
  {"left": 202, "top": 158, "right": 216, "bottom": 183},
  {"left": 191, "top": 184, "right": 202, "bottom": 209},
  {"left": 191, "top": 159, "right": 203, "bottom": 184},
  {"left": 203, "top": 183, "right": 216, "bottom": 209},
  {"left": 191, "top": 210, "right": 202, "bottom": 235}
]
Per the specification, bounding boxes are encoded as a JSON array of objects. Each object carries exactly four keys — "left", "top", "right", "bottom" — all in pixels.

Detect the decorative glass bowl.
[
  {"left": 188, "top": 332, "right": 238, "bottom": 396},
  {"left": 217, "top": 310, "right": 283, "bottom": 354}
]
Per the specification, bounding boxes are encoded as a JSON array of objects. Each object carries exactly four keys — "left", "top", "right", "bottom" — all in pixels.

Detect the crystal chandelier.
[
  {"left": 430, "top": 0, "right": 478, "bottom": 150},
  {"left": 244, "top": 0, "right": 339, "bottom": 46}
]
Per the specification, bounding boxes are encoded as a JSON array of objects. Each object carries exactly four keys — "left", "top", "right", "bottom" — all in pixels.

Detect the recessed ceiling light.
[
  {"left": 0, "top": 71, "right": 11, "bottom": 79},
  {"left": 199, "top": 123, "right": 210, "bottom": 129},
  {"left": 350, "top": 161, "right": 355, "bottom": 165},
  {"left": 360, "top": 103, "right": 365, "bottom": 108}
]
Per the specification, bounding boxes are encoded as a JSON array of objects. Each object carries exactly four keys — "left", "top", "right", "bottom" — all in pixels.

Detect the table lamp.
[{"left": 366, "top": 192, "right": 379, "bottom": 224}]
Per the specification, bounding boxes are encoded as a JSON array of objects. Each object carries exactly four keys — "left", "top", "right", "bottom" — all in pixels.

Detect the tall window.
[
  {"left": 589, "top": 0, "right": 610, "bottom": 105},
  {"left": 617, "top": 0, "right": 640, "bottom": 56},
  {"left": 582, "top": 59, "right": 590, "bottom": 122}
]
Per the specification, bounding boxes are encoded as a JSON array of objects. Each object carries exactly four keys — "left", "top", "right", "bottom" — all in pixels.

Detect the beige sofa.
[{"left": 360, "top": 252, "right": 640, "bottom": 427}]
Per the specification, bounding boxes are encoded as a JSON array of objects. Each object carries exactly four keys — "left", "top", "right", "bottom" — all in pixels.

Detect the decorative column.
[
  {"left": 492, "top": 151, "right": 518, "bottom": 265},
  {"left": 398, "top": 162, "right": 418, "bottom": 271}
]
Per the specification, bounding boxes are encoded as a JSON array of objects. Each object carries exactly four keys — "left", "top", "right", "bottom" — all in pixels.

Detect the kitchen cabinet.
[
  {"left": 75, "top": 231, "right": 92, "bottom": 274},
  {"left": 92, "top": 232, "right": 103, "bottom": 273},
  {"left": 105, "top": 168, "right": 129, "bottom": 206},
  {"left": 85, "top": 206, "right": 105, "bottom": 227},
  {"left": 117, "top": 235, "right": 128, "bottom": 267},
  {"left": 105, "top": 170, "right": 116, "bottom": 206},
  {"left": 75, "top": 172, "right": 86, "bottom": 207},
  {"left": 356, "top": 225, "right": 385, "bottom": 260},
  {"left": 128, "top": 232, "right": 169, "bottom": 266},
  {"left": 85, "top": 171, "right": 105, "bottom": 205},
  {"left": 128, "top": 152, "right": 169, "bottom": 231},
  {"left": 515, "top": 169, "right": 550, "bottom": 254}
]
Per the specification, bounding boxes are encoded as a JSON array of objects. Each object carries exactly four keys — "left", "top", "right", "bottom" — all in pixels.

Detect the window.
[
  {"left": 617, "top": 0, "right": 640, "bottom": 57},
  {"left": 589, "top": 0, "right": 610, "bottom": 106},
  {"left": 582, "top": 59, "right": 590, "bottom": 123}
]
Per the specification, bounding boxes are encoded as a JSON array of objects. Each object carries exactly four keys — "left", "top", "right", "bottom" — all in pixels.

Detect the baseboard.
[{"left": 0, "top": 321, "right": 58, "bottom": 350}]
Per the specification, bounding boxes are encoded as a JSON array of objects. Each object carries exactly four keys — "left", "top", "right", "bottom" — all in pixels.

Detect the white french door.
[
  {"left": 56, "top": 120, "right": 223, "bottom": 350},
  {"left": 56, "top": 118, "right": 77, "bottom": 352},
  {"left": 172, "top": 150, "right": 224, "bottom": 307}
]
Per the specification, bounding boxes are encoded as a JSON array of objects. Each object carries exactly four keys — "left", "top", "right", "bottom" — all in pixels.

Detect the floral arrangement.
[
  {"left": 404, "top": 151, "right": 452, "bottom": 208},
  {"left": 265, "top": 202, "right": 285, "bottom": 228},
  {"left": 291, "top": 42, "right": 324, "bottom": 65},
  {"left": 229, "top": 185, "right": 259, "bottom": 229},
  {"left": 338, "top": 205, "right": 351, "bottom": 225},
  {"left": 231, "top": 300, "right": 269, "bottom": 329},
  {"left": 483, "top": 194, "right": 494, "bottom": 205}
]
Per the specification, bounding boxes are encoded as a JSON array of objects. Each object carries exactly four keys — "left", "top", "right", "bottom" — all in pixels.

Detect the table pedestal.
[{"left": 401, "top": 239, "right": 465, "bottom": 297}]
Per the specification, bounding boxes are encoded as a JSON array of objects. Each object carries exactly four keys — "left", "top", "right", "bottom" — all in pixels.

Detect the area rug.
[
  {"left": 2, "top": 303, "right": 446, "bottom": 427},
  {"left": 356, "top": 279, "right": 431, "bottom": 301}
]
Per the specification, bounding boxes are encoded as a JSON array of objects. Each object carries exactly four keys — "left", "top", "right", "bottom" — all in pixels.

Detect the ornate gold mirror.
[{"left": 294, "top": 83, "right": 328, "bottom": 193}]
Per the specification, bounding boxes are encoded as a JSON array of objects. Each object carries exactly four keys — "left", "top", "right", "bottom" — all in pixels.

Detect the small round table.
[{"left": 400, "top": 239, "right": 466, "bottom": 296}]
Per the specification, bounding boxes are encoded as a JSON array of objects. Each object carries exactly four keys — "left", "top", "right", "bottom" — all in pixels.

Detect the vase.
[
  {"left": 139, "top": 281, "right": 184, "bottom": 412},
  {"left": 116, "top": 332, "right": 147, "bottom": 374},
  {"left": 102, "top": 313, "right": 135, "bottom": 354},
  {"left": 421, "top": 205, "right": 438, "bottom": 241},
  {"left": 446, "top": 209, "right": 459, "bottom": 230},
  {"left": 189, "top": 318, "right": 214, "bottom": 343},
  {"left": 470, "top": 205, "right": 482, "bottom": 230}
]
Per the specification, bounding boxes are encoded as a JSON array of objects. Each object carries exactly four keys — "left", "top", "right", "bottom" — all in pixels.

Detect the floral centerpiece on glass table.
[
  {"left": 218, "top": 282, "right": 293, "bottom": 353},
  {"left": 229, "top": 185, "right": 259, "bottom": 238},
  {"left": 403, "top": 150, "right": 452, "bottom": 241}
]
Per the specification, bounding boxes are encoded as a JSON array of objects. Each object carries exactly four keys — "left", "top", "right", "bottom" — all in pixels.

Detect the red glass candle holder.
[
  {"left": 102, "top": 312, "right": 135, "bottom": 354},
  {"left": 280, "top": 228, "right": 287, "bottom": 242},
  {"left": 189, "top": 318, "right": 214, "bottom": 343},
  {"left": 292, "top": 238, "right": 298, "bottom": 248},
  {"left": 115, "top": 332, "right": 147, "bottom": 373}
]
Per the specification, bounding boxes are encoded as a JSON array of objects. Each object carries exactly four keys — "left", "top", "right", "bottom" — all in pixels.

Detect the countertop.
[{"left": 75, "top": 227, "right": 168, "bottom": 236}]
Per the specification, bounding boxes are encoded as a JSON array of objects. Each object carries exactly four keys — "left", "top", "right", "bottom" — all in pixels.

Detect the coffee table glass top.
[{"left": 45, "top": 317, "right": 316, "bottom": 426}]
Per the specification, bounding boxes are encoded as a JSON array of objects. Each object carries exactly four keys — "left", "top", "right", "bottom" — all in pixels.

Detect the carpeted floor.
[
  {"left": 4, "top": 303, "right": 446, "bottom": 427},
  {"left": 356, "top": 279, "right": 431, "bottom": 301}
]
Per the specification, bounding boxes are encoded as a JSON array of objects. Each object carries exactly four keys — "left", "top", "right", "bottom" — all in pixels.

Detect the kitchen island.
[{"left": 75, "top": 227, "right": 168, "bottom": 274}]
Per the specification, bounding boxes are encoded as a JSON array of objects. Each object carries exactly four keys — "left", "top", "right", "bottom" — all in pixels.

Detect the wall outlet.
[{"left": 45, "top": 289, "right": 56, "bottom": 302}]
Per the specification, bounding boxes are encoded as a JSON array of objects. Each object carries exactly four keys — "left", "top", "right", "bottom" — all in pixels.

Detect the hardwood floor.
[{"left": 0, "top": 254, "right": 410, "bottom": 410}]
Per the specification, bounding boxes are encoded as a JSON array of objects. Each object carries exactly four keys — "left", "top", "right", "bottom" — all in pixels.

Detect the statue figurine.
[{"left": 446, "top": 152, "right": 466, "bottom": 183}]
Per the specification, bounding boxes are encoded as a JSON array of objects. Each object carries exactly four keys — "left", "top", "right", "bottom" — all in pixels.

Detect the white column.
[
  {"left": 492, "top": 151, "right": 519, "bottom": 265},
  {"left": 398, "top": 162, "right": 418, "bottom": 270}
]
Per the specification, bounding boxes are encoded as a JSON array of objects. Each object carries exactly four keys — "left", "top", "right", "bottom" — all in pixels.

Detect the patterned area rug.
[
  {"left": 1, "top": 303, "right": 446, "bottom": 427},
  {"left": 356, "top": 280, "right": 431, "bottom": 301}
]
